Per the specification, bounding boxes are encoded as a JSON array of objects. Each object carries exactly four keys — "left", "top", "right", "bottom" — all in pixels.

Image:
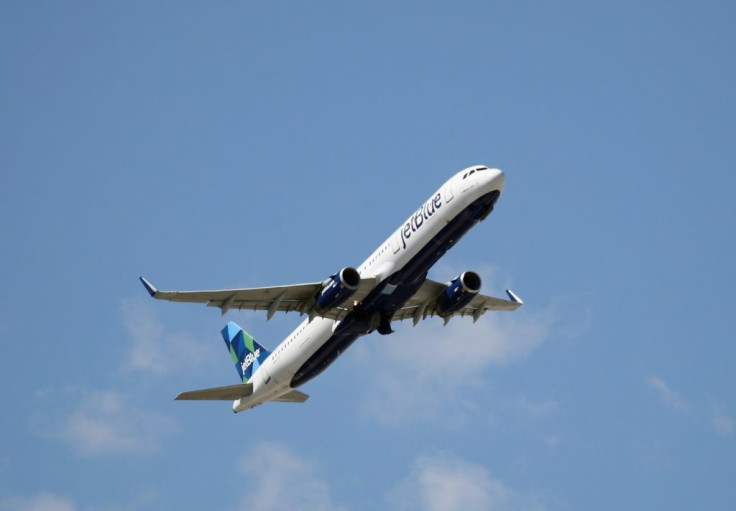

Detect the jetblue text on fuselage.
[{"left": 400, "top": 193, "right": 442, "bottom": 250}]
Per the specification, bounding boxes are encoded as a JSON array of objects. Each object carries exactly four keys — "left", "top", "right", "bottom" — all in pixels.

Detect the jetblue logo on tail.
[
  {"left": 241, "top": 348, "right": 261, "bottom": 374},
  {"left": 221, "top": 322, "right": 271, "bottom": 383}
]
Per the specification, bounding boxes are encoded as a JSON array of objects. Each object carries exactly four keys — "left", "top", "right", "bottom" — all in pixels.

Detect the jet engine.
[
  {"left": 315, "top": 267, "right": 361, "bottom": 312},
  {"left": 437, "top": 271, "right": 481, "bottom": 315}
]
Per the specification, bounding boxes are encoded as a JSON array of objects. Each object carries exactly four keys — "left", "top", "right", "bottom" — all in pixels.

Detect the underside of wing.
[
  {"left": 273, "top": 389, "right": 310, "bottom": 403},
  {"left": 392, "top": 278, "right": 523, "bottom": 324},
  {"left": 140, "top": 276, "right": 376, "bottom": 320},
  {"left": 175, "top": 383, "right": 253, "bottom": 401}
]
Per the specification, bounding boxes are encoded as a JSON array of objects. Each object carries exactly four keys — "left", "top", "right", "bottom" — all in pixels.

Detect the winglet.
[
  {"left": 139, "top": 276, "right": 158, "bottom": 297},
  {"left": 506, "top": 289, "right": 524, "bottom": 305}
]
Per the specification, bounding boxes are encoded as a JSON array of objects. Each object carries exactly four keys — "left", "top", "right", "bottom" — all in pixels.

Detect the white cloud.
[
  {"left": 355, "top": 304, "right": 557, "bottom": 424},
  {"left": 645, "top": 380, "right": 735, "bottom": 437},
  {"left": 646, "top": 376, "right": 687, "bottom": 411},
  {"left": 514, "top": 395, "right": 561, "bottom": 419},
  {"left": 0, "top": 493, "right": 76, "bottom": 511},
  {"left": 711, "top": 403, "right": 734, "bottom": 436},
  {"left": 57, "top": 390, "right": 174, "bottom": 457},
  {"left": 390, "top": 455, "right": 547, "bottom": 511},
  {"left": 544, "top": 436, "right": 562, "bottom": 449},
  {"left": 0, "top": 490, "right": 159, "bottom": 511},
  {"left": 235, "top": 442, "right": 342, "bottom": 511},
  {"left": 120, "top": 299, "right": 215, "bottom": 375}
]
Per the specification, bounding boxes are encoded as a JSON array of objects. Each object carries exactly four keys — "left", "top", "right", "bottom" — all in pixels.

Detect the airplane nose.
[{"left": 488, "top": 168, "right": 506, "bottom": 191}]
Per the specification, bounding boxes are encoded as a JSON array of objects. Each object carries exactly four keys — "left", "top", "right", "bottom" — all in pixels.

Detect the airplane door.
[
  {"left": 443, "top": 184, "right": 454, "bottom": 203},
  {"left": 391, "top": 233, "right": 401, "bottom": 254}
]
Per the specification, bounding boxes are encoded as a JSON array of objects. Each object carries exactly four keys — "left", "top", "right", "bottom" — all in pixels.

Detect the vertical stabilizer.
[{"left": 221, "top": 322, "right": 271, "bottom": 383}]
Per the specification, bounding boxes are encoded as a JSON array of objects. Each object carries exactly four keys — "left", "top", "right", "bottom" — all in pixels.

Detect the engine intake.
[
  {"left": 437, "top": 271, "right": 482, "bottom": 315},
  {"left": 316, "top": 267, "right": 361, "bottom": 312}
]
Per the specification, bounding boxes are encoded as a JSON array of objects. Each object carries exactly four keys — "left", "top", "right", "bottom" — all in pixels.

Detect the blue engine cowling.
[
  {"left": 316, "top": 267, "right": 361, "bottom": 312},
  {"left": 437, "top": 271, "right": 482, "bottom": 315}
]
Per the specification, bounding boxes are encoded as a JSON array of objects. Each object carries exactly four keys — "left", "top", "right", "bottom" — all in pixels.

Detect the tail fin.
[{"left": 221, "top": 321, "right": 271, "bottom": 383}]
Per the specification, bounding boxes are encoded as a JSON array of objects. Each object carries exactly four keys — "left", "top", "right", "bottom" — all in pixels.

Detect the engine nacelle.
[
  {"left": 437, "top": 271, "right": 482, "bottom": 315},
  {"left": 316, "top": 267, "right": 361, "bottom": 312}
]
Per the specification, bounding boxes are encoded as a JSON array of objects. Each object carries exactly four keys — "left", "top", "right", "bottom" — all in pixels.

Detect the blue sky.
[{"left": 1, "top": 2, "right": 735, "bottom": 510}]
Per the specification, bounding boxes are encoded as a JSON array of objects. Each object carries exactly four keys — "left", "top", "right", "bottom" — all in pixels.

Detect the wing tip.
[
  {"left": 139, "top": 276, "right": 158, "bottom": 297},
  {"left": 506, "top": 289, "right": 524, "bottom": 305}
]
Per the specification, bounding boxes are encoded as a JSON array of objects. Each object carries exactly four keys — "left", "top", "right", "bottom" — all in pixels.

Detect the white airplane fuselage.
[{"left": 233, "top": 166, "right": 506, "bottom": 412}]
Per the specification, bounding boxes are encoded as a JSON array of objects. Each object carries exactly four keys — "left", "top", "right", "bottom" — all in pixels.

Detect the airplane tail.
[{"left": 221, "top": 321, "right": 271, "bottom": 383}]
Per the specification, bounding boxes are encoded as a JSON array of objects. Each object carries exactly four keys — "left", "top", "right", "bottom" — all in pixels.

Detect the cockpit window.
[{"left": 464, "top": 167, "right": 488, "bottom": 179}]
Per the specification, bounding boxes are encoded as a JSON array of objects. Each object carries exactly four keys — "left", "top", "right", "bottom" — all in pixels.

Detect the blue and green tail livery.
[{"left": 221, "top": 321, "right": 270, "bottom": 383}]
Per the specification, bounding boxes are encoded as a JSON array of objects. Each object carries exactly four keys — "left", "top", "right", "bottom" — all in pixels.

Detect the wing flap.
[
  {"left": 273, "top": 389, "right": 310, "bottom": 403},
  {"left": 467, "top": 290, "right": 524, "bottom": 312},
  {"left": 175, "top": 383, "right": 253, "bottom": 401}
]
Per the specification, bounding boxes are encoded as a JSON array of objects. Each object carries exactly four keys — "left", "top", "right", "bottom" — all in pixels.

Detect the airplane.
[{"left": 140, "top": 165, "right": 523, "bottom": 413}]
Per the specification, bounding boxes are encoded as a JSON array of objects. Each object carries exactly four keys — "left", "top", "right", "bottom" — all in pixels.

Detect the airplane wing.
[
  {"left": 391, "top": 278, "right": 523, "bottom": 325},
  {"left": 140, "top": 276, "right": 377, "bottom": 320},
  {"left": 175, "top": 383, "right": 253, "bottom": 400}
]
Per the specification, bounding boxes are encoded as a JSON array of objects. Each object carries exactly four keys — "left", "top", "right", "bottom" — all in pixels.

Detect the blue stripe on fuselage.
[{"left": 289, "top": 190, "right": 500, "bottom": 388}]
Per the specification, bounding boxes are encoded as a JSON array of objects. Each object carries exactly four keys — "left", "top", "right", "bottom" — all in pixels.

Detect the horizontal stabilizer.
[
  {"left": 274, "top": 389, "right": 309, "bottom": 403},
  {"left": 175, "top": 383, "right": 253, "bottom": 401}
]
